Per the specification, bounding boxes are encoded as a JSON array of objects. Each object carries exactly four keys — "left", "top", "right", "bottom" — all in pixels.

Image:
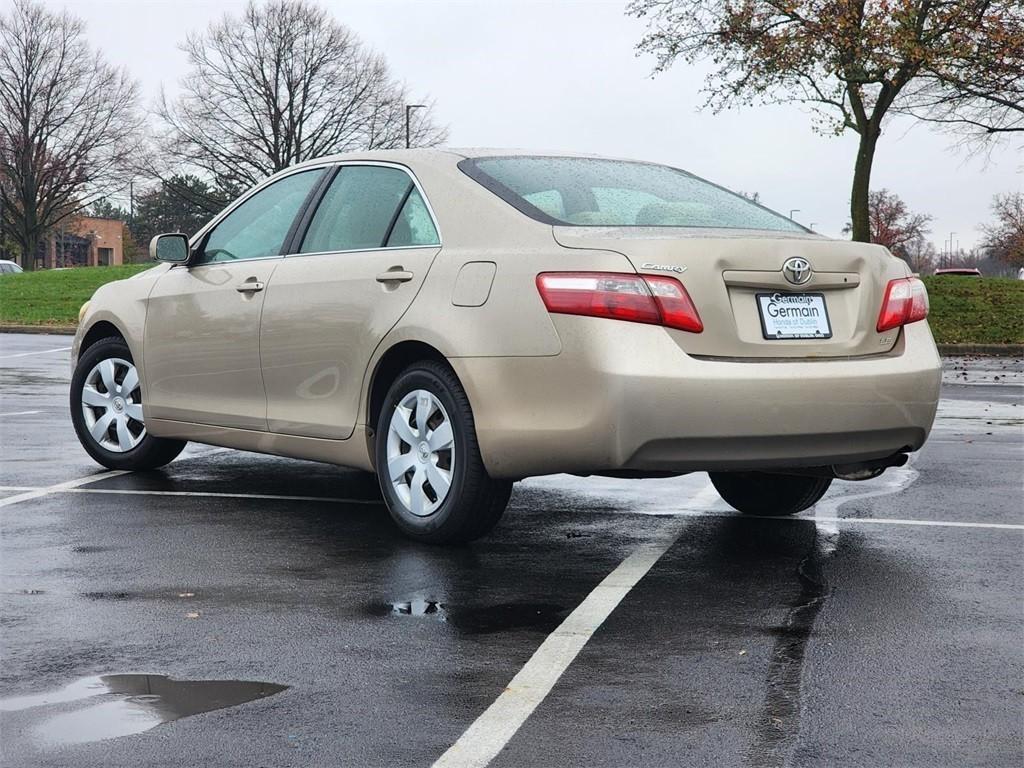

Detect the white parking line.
[
  {"left": 0, "top": 346, "right": 71, "bottom": 359},
  {"left": 0, "top": 470, "right": 129, "bottom": 508},
  {"left": 60, "top": 488, "right": 383, "bottom": 505},
  {"left": 431, "top": 482, "right": 719, "bottom": 768},
  {"left": 0, "top": 410, "right": 42, "bottom": 417}
]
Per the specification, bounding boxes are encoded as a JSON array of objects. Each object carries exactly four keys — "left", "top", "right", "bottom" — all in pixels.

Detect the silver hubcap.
[
  {"left": 386, "top": 389, "right": 455, "bottom": 517},
  {"left": 81, "top": 357, "right": 145, "bottom": 453}
]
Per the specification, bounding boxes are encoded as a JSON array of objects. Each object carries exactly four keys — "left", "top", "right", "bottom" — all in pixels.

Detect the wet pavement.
[{"left": 0, "top": 332, "right": 1021, "bottom": 767}]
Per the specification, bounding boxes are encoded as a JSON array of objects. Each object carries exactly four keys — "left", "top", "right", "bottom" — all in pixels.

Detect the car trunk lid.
[{"left": 553, "top": 227, "right": 909, "bottom": 359}]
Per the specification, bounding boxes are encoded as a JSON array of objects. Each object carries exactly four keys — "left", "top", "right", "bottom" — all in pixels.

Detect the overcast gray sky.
[{"left": 44, "top": 0, "right": 1021, "bottom": 249}]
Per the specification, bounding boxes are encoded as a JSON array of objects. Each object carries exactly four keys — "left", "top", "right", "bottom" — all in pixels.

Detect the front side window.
[
  {"left": 459, "top": 156, "right": 805, "bottom": 233},
  {"left": 195, "top": 170, "right": 322, "bottom": 265},
  {"left": 300, "top": 166, "right": 426, "bottom": 254}
]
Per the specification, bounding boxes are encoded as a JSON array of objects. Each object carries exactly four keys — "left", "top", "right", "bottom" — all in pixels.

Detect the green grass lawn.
[
  {"left": 0, "top": 263, "right": 154, "bottom": 326},
  {"left": 1, "top": 264, "right": 1021, "bottom": 345},
  {"left": 922, "top": 275, "right": 1024, "bottom": 345}
]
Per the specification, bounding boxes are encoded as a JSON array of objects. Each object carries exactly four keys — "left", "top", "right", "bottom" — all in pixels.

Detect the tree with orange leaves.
[{"left": 628, "top": 1, "right": 1023, "bottom": 243}]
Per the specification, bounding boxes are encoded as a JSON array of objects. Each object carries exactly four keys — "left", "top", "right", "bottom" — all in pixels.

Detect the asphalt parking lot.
[{"left": 1, "top": 332, "right": 1021, "bottom": 768}]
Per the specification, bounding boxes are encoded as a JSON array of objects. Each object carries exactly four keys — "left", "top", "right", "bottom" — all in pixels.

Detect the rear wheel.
[
  {"left": 71, "top": 336, "right": 186, "bottom": 471},
  {"left": 709, "top": 471, "right": 832, "bottom": 516},
  {"left": 375, "top": 361, "right": 512, "bottom": 544}
]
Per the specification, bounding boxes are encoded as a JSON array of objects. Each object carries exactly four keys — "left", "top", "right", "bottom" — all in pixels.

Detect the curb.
[
  {"left": 0, "top": 324, "right": 77, "bottom": 336},
  {"left": 937, "top": 344, "right": 1024, "bottom": 357}
]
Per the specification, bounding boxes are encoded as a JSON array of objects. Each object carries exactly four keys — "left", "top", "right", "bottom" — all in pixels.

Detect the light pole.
[
  {"left": 405, "top": 104, "right": 426, "bottom": 149},
  {"left": 789, "top": 209, "right": 800, "bottom": 221}
]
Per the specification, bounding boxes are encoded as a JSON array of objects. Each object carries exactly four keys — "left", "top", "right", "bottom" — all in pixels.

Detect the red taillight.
[
  {"left": 877, "top": 277, "right": 929, "bottom": 332},
  {"left": 536, "top": 272, "right": 703, "bottom": 333}
]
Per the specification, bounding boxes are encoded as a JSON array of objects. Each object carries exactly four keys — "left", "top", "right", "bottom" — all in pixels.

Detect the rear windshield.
[{"left": 459, "top": 156, "right": 805, "bottom": 232}]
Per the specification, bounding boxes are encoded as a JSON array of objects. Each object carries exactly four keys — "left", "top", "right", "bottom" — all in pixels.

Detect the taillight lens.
[
  {"left": 536, "top": 272, "right": 703, "bottom": 333},
  {"left": 877, "top": 277, "right": 929, "bottom": 332}
]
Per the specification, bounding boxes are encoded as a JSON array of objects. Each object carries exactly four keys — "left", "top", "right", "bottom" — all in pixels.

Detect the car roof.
[{"left": 291, "top": 147, "right": 649, "bottom": 169}]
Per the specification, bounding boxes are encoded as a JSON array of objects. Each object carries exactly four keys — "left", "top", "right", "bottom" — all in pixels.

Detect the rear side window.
[
  {"left": 386, "top": 188, "right": 439, "bottom": 247},
  {"left": 459, "top": 156, "right": 805, "bottom": 232},
  {"left": 301, "top": 166, "right": 424, "bottom": 253}
]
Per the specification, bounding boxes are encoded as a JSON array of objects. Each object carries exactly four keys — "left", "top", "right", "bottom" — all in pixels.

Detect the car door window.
[
  {"left": 195, "top": 170, "right": 322, "bottom": 265},
  {"left": 299, "top": 166, "right": 417, "bottom": 254},
  {"left": 385, "top": 188, "right": 439, "bottom": 247}
]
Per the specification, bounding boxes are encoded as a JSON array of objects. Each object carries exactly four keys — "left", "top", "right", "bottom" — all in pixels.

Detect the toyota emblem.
[{"left": 783, "top": 257, "right": 812, "bottom": 285}]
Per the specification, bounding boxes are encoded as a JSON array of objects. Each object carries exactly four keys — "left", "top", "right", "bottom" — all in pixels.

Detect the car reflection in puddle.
[{"left": 0, "top": 674, "right": 287, "bottom": 745}]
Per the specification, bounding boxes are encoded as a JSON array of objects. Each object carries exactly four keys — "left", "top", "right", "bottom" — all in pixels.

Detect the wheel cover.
[
  {"left": 81, "top": 357, "right": 146, "bottom": 453},
  {"left": 386, "top": 389, "right": 455, "bottom": 517}
]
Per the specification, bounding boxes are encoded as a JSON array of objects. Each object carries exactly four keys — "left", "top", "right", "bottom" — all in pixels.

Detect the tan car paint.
[
  {"left": 73, "top": 148, "right": 942, "bottom": 481},
  {"left": 554, "top": 228, "right": 908, "bottom": 358},
  {"left": 144, "top": 259, "right": 280, "bottom": 431},
  {"left": 260, "top": 245, "right": 441, "bottom": 439}
]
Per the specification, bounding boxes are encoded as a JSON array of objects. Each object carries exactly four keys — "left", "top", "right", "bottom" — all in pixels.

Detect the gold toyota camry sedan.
[{"left": 71, "top": 149, "right": 941, "bottom": 542}]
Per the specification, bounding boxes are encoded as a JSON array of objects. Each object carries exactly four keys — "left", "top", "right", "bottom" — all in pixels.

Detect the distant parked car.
[
  {"left": 0, "top": 260, "right": 23, "bottom": 274},
  {"left": 933, "top": 268, "right": 982, "bottom": 277}
]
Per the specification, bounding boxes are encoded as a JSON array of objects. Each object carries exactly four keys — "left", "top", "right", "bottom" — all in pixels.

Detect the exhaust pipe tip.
[{"left": 832, "top": 452, "right": 909, "bottom": 481}]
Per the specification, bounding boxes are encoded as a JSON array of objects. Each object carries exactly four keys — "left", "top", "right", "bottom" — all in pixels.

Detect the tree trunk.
[{"left": 849, "top": 130, "right": 879, "bottom": 243}]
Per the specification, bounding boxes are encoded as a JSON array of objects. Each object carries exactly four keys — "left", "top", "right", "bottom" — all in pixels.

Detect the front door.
[
  {"left": 144, "top": 169, "right": 323, "bottom": 430},
  {"left": 260, "top": 165, "right": 442, "bottom": 439}
]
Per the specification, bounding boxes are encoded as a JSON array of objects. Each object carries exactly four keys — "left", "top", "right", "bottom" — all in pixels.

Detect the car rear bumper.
[{"left": 450, "top": 317, "right": 941, "bottom": 479}]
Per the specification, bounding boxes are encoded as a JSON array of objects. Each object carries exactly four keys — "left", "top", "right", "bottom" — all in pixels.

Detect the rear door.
[
  {"left": 144, "top": 169, "right": 324, "bottom": 429},
  {"left": 259, "top": 164, "right": 441, "bottom": 439}
]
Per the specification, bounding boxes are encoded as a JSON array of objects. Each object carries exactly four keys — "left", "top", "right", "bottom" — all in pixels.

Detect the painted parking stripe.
[
  {"left": 432, "top": 482, "right": 719, "bottom": 768},
  {"left": 0, "top": 410, "right": 42, "bottom": 417},
  {"left": 0, "top": 470, "right": 129, "bottom": 508},
  {"left": 0, "top": 346, "right": 71, "bottom": 359},
  {"left": 58, "top": 488, "right": 382, "bottom": 505},
  {"left": 0, "top": 484, "right": 1018, "bottom": 529}
]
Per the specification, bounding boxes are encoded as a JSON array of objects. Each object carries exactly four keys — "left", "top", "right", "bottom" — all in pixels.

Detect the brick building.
[{"left": 40, "top": 216, "right": 126, "bottom": 269}]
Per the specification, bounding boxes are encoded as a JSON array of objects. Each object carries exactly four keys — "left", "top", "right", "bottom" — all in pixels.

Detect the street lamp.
[
  {"left": 405, "top": 104, "right": 426, "bottom": 149},
  {"left": 789, "top": 209, "right": 800, "bottom": 220}
]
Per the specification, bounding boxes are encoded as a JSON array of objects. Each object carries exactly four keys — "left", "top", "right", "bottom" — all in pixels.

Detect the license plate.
[{"left": 756, "top": 292, "right": 832, "bottom": 340}]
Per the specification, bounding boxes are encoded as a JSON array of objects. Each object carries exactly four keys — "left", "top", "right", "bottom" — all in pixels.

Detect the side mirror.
[{"left": 150, "top": 233, "right": 190, "bottom": 264}]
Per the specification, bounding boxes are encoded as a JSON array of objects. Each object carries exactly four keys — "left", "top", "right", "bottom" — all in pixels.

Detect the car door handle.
[
  {"left": 235, "top": 280, "right": 265, "bottom": 293},
  {"left": 376, "top": 270, "right": 414, "bottom": 284}
]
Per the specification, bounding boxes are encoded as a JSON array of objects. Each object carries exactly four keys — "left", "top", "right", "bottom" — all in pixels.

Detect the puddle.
[
  {"left": 367, "top": 600, "right": 567, "bottom": 634},
  {"left": 0, "top": 674, "right": 287, "bottom": 745},
  {"left": 449, "top": 602, "right": 567, "bottom": 634}
]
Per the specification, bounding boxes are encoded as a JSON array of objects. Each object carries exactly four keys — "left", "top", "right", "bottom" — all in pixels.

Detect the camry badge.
[
  {"left": 782, "top": 257, "right": 812, "bottom": 285},
  {"left": 641, "top": 263, "right": 687, "bottom": 274}
]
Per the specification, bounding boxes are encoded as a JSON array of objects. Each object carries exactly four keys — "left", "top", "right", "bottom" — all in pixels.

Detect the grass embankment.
[
  {"left": 0, "top": 263, "right": 153, "bottom": 326},
  {"left": 0, "top": 265, "right": 1021, "bottom": 345},
  {"left": 922, "top": 276, "right": 1024, "bottom": 345}
]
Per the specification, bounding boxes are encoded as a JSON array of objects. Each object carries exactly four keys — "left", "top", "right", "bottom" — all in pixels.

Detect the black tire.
[
  {"left": 71, "top": 336, "right": 186, "bottom": 471},
  {"left": 374, "top": 360, "right": 512, "bottom": 544},
  {"left": 708, "top": 471, "right": 832, "bottom": 516}
]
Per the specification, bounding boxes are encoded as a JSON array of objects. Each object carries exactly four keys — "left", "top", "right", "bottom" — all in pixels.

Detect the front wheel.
[
  {"left": 375, "top": 361, "right": 512, "bottom": 544},
  {"left": 708, "top": 471, "right": 832, "bottom": 516},
  {"left": 70, "top": 336, "right": 186, "bottom": 471}
]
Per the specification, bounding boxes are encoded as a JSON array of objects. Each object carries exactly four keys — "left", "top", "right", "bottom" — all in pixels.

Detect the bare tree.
[
  {"left": 157, "top": 0, "right": 447, "bottom": 191},
  {"left": 628, "top": 1, "right": 1024, "bottom": 243},
  {"left": 980, "top": 192, "right": 1024, "bottom": 268},
  {"left": 0, "top": 0, "right": 142, "bottom": 270}
]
